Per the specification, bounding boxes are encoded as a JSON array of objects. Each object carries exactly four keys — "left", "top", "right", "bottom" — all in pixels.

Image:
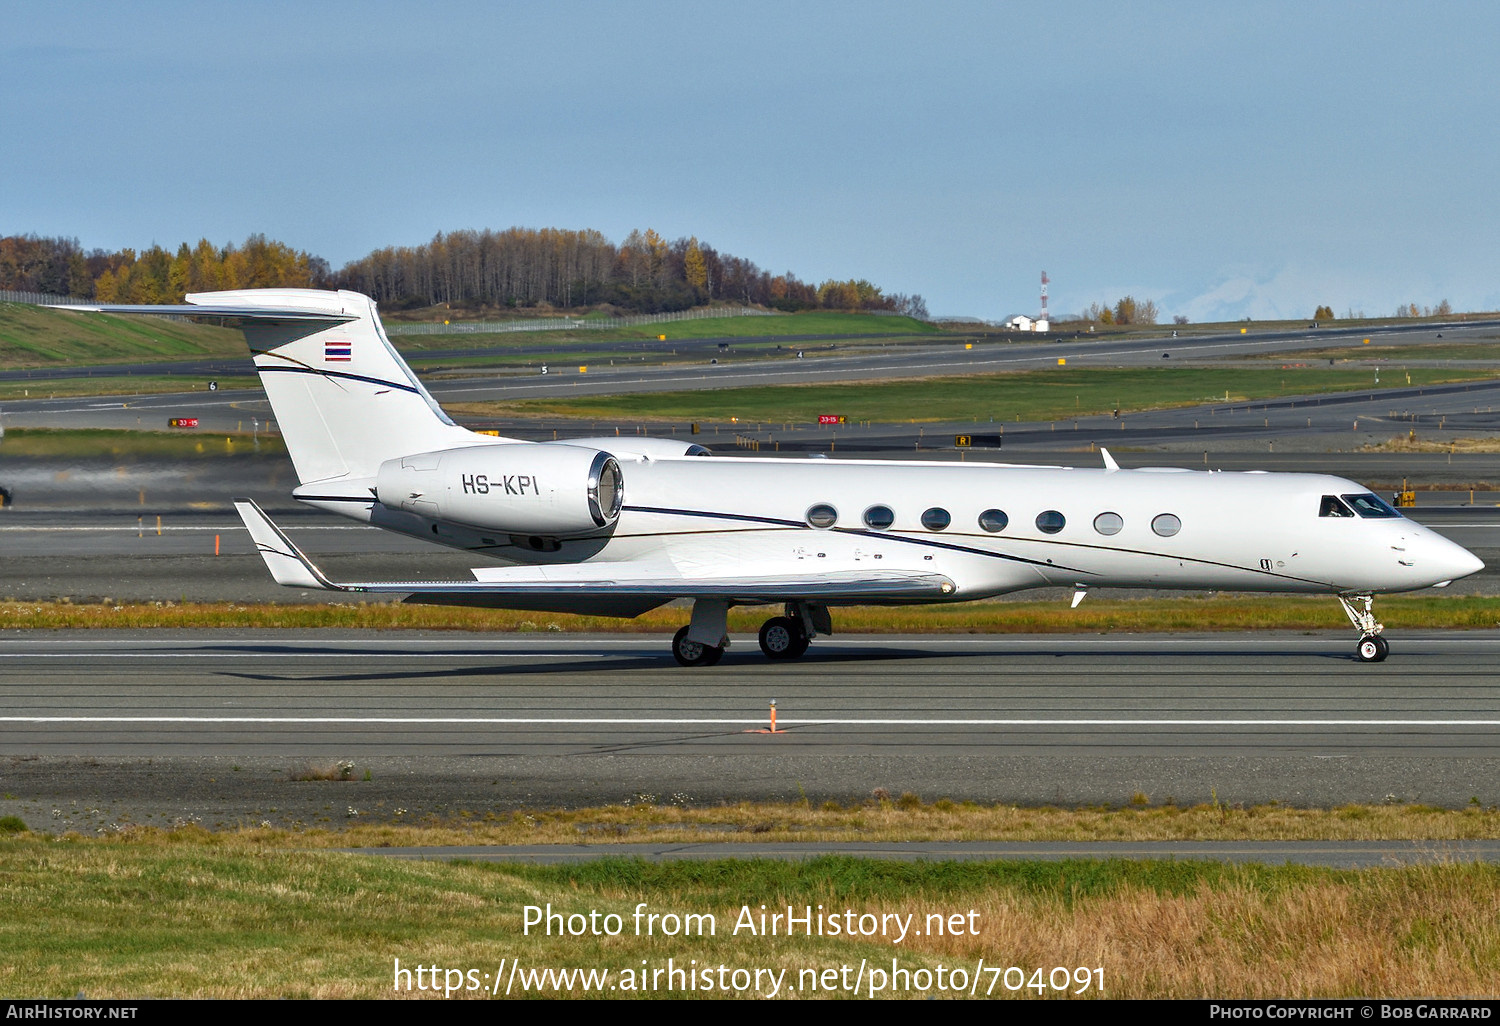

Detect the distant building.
[{"left": 1003, "top": 315, "right": 1049, "bottom": 332}]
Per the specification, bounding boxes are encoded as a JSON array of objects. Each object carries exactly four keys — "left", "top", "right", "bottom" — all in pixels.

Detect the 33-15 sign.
[{"left": 817, "top": 414, "right": 847, "bottom": 425}]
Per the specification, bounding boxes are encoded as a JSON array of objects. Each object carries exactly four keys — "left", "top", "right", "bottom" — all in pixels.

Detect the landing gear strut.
[{"left": 1338, "top": 594, "right": 1388, "bottom": 662}]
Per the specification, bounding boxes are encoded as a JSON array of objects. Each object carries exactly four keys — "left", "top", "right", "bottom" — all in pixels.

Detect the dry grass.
[
  {"left": 871, "top": 868, "right": 1500, "bottom": 998},
  {"left": 42, "top": 798, "right": 1500, "bottom": 847},
  {"left": 5, "top": 593, "right": 1500, "bottom": 633},
  {"left": 1363, "top": 435, "right": 1500, "bottom": 453},
  {"left": 287, "top": 759, "right": 359, "bottom": 782}
]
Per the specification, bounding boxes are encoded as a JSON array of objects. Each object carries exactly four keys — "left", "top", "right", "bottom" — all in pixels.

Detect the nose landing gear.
[{"left": 1339, "top": 594, "right": 1388, "bottom": 662}]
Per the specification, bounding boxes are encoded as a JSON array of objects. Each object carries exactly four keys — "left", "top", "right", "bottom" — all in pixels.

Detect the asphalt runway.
[{"left": 4, "top": 631, "right": 1500, "bottom": 832}]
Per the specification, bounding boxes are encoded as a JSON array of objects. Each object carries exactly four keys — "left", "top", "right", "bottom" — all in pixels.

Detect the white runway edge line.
[{"left": 6, "top": 717, "right": 1500, "bottom": 726}]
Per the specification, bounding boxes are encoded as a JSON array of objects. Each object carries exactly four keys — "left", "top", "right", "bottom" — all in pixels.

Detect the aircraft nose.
[{"left": 1429, "top": 534, "right": 1485, "bottom": 583}]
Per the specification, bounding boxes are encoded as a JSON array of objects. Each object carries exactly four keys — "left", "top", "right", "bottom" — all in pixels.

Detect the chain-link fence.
[{"left": 0, "top": 290, "right": 95, "bottom": 306}]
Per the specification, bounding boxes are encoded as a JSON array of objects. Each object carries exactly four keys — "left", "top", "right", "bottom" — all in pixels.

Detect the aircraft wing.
[{"left": 235, "top": 499, "right": 956, "bottom": 612}]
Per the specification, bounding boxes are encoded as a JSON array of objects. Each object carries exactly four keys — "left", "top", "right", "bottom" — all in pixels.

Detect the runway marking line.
[{"left": 6, "top": 716, "right": 1500, "bottom": 726}]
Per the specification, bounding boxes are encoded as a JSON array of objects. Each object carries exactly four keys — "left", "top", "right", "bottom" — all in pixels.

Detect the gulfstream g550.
[{"left": 57, "top": 289, "right": 1483, "bottom": 665}]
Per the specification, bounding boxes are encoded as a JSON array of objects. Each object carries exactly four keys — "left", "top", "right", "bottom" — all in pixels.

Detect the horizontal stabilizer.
[{"left": 48, "top": 302, "right": 353, "bottom": 325}]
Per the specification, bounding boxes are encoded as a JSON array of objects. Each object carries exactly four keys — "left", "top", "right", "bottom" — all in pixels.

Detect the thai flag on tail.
[{"left": 324, "top": 340, "right": 352, "bottom": 362}]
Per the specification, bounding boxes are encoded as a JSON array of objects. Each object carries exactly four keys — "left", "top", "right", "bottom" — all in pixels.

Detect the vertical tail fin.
[{"left": 186, "top": 289, "right": 492, "bottom": 485}]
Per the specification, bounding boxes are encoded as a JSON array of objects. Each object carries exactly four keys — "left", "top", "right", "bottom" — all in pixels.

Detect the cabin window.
[
  {"left": 1319, "top": 495, "right": 1355, "bottom": 518},
  {"left": 1151, "top": 513, "right": 1182, "bottom": 537},
  {"left": 863, "top": 505, "right": 895, "bottom": 530},
  {"left": 921, "top": 507, "right": 951, "bottom": 531},
  {"left": 1093, "top": 512, "right": 1124, "bottom": 536},
  {"left": 1343, "top": 493, "right": 1402, "bottom": 519},
  {"left": 806, "top": 503, "right": 838, "bottom": 528},
  {"left": 1035, "top": 510, "right": 1066, "bottom": 534},
  {"left": 978, "top": 509, "right": 1009, "bottom": 532}
]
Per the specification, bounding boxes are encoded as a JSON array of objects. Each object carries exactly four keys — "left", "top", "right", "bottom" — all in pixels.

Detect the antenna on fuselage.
[{"left": 1099, "top": 447, "right": 1120, "bottom": 471}]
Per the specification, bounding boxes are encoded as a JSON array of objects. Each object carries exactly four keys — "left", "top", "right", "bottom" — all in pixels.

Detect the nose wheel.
[
  {"left": 758, "top": 616, "right": 810, "bottom": 659},
  {"left": 1339, "top": 595, "right": 1388, "bottom": 663},
  {"left": 1356, "top": 634, "right": 1389, "bottom": 663}
]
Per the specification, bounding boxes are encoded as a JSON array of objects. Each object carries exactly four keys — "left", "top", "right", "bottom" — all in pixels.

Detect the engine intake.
[{"left": 375, "top": 444, "right": 622, "bottom": 537}]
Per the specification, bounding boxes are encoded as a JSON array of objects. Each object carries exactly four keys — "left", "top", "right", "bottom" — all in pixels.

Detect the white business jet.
[{"left": 58, "top": 289, "right": 1483, "bottom": 665}]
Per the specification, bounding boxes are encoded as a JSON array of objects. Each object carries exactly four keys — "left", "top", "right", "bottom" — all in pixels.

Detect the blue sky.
[{"left": 3, "top": 1, "right": 1497, "bottom": 321}]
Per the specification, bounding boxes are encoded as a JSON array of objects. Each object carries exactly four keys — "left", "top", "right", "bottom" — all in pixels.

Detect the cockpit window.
[
  {"left": 1343, "top": 493, "right": 1402, "bottom": 519},
  {"left": 1319, "top": 495, "right": 1355, "bottom": 518}
]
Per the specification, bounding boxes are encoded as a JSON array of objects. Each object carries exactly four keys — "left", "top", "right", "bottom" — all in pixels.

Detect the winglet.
[
  {"left": 233, "top": 498, "right": 343, "bottom": 591},
  {"left": 1099, "top": 447, "right": 1119, "bottom": 471}
]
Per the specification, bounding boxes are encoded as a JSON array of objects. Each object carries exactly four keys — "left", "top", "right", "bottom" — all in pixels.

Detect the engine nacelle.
[
  {"left": 551, "top": 437, "right": 711, "bottom": 460},
  {"left": 375, "top": 443, "right": 622, "bottom": 537}
]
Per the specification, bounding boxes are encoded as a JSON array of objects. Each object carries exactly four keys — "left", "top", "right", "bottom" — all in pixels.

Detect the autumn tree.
[
  {"left": 0, "top": 235, "right": 93, "bottom": 297},
  {"left": 683, "top": 237, "right": 707, "bottom": 293},
  {"left": 6, "top": 226, "right": 918, "bottom": 319}
]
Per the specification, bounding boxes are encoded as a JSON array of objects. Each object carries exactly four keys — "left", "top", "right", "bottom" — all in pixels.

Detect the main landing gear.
[
  {"left": 672, "top": 599, "right": 831, "bottom": 666},
  {"left": 1338, "top": 594, "right": 1388, "bottom": 663},
  {"left": 672, "top": 625, "right": 723, "bottom": 667},
  {"left": 757, "top": 602, "right": 830, "bottom": 661},
  {"left": 758, "top": 616, "right": 810, "bottom": 660}
]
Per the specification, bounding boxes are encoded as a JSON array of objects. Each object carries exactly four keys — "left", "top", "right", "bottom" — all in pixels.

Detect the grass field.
[
  {"left": 391, "top": 310, "right": 938, "bottom": 347},
  {"left": 42, "top": 798, "right": 1499, "bottom": 847},
  {"left": 0, "top": 305, "right": 938, "bottom": 374},
  {"left": 1269, "top": 343, "right": 1500, "bottom": 362},
  {"left": 0, "top": 303, "right": 243, "bottom": 369},
  {"left": 452, "top": 365, "right": 1497, "bottom": 424},
  {"left": 2, "top": 594, "right": 1496, "bottom": 632},
  {"left": 1, "top": 834, "right": 1496, "bottom": 998},
  {"left": 0, "top": 428, "right": 286, "bottom": 458}
]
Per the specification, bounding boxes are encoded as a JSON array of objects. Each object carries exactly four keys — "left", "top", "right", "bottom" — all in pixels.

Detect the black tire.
[
  {"left": 758, "top": 616, "right": 808, "bottom": 660},
  {"left": 673, "top": 625, "right": 723, "bottom": 667},
  {"left": 1356, "top": 636, "right": 1383, "bottom": 663},
  {"left": 1373, "top": 635, "right": 1389, "bottom": 662}
]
